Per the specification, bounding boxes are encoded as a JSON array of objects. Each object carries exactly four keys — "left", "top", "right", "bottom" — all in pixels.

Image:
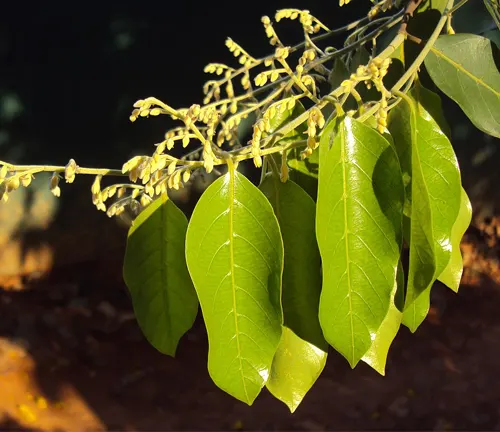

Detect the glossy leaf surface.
[
  {"left": 123, "top": 194, "right": 198, "bottom": 356},
  {"left": 185, "top": 167, "right": 283, "bottom": 405},
  {"left": 260, "top": 174, "right": 324, "bottom": 348},
  {"left": 361, "top": 262, "right": 404, "bottom": 375},
  {"left": 425, "top": 34, "right": 500, "bottom": 138},
  {"left": 266, "top": 327, "right": 327, "bottom": 413},
  {"left": 316, "top": 116, "right": 404, "bottom": 367},
  {"left": 438, "top": 188, "right": 472, "bottom": 292},
  {"left": 260, "top": 174, "right": 326, "bottom": 411},
  {"left": 388, "top": 90, "right": 462, "bottom": 332}
]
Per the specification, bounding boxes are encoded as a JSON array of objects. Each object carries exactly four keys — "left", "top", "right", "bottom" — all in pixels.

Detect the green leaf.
[
  {"left": 259, "top": 174, "right": 326, "bottom": 411},
  {"left": 438, "top": 188, "right": 472, "bottom": 292},
  {"left": 287, "top": 147, "right": 319, "bottom": 179},
  {"left": 388, "top": 90, "right": 462, "bottom": 332},
  {"left": 185, "top": 166, "right": 284, "bottom": 405},
  {"left": 259, "top": 174, "right": 324, "bottom": 348},
  {"left": 411, "top": 80, "right": 451, "bottom": 139},
  {"left": 424, "top": 34, "right": 500, "bottom": 138},
  {"left": 266, "top": 327, "right": 327, "bottom": 413},
  {"left": 361, "top": 262, "right": 404, "bottom": 375},
  {"left": 123, "top": 194, "right": 198, "bottom": 357},
  {"left": 288, "top": 169, "right": 318, "bottom": 201},
  {"left": 316, "top": 116, "right": 404, "bottom": 367}
]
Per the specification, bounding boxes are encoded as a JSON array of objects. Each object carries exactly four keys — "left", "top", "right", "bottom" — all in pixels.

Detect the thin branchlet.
[{"left": 0, "top": 0, "right": 441, "bottom": 217}]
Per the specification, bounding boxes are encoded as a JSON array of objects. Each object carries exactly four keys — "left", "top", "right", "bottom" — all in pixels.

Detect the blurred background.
[{"left": 0, "top": 0, "right": 499, "bottom": 430}]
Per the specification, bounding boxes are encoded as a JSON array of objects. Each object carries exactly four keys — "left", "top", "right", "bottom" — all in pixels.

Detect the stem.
[
  {"left": 1, "top": 163, "right": 125, "bottom": 177},
  {"left": 391, "top": 0, "right": 455, "bottom": 93},
  {"left": 449, "top": 0, "right": 468, "bottom": 13}
]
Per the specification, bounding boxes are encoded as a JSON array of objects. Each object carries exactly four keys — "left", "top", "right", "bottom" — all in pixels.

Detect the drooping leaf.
[
  {"left": 260, "top": 174, "right": 327, "bottom": 411},
  {"left": 388, "top": 90, "right": 462, "bottom": 332},
  {"left": 316, "top": 116, "right": 404, "bottom": 367},
  {"left": 259, "top": 174, "right": 324, "bottom": 348},
  {"left": 438, "top": 188, "right": 473, "bottom": 292},
  {"left": 288, "top": 169, "right": 318, "bottom": 201},
  {"left": 424, "top": 34, "right": 500, "bottom": 138},
  {"left": 411, "top": 80, "right": 451, "bottom": 139},
  {"left": 266, "top": 327, "right": 327, "bottom": 413},
  {"left": 123, "top": 194, "right": 198, "bottom": 356},
  {"left": 361, "top": 262, "right": 404, "bottom": 375},
  {"left": 185, "top": 166, "right": 283, "bottom": 405}
]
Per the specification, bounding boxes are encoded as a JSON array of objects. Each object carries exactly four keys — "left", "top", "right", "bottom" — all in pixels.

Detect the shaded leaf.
[
  {"left": 266, "top": 327, "right": 327, "bottom": 413},
  {"left": 259, "top": 174, "right": 324, "bottom": 348},
  {"left": 411, "top": 80, "right": 451, "bottom": 139},
  {"left": 425, "top": 34, "right": 500, "bottom": 138},
  {"left": 438, "top": 188, "right": 472, "bottom": 292},
  {"left": 123, "top": 194, "right": 198, "bottom": 356},
  {"left": 329, "top": 58, "right": 350, "bottom": 90},
  {"left": 260, "top": 174, "right": 326, "bottom": 411},
  {"left": 185, "top": 166, "right": 283, "bottom": 405},
  {"left": 260, "top": 174, "right": 328, "bottom": 412},
  {"left": 288, "top": 169, "right": 318, "bottom": 201},
  {"left": 316, "top": 116, "right": 404, "bottom": 367},
  {"left": 388, "top": 90, "right": 462, "bottom": 332}
]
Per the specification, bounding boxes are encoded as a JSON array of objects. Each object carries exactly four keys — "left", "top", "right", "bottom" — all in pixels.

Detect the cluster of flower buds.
[
  {"left": 261, "top": 16, "right": 282, "bottom": 47},
  {"left": 305, "top": 107, "right": 325, "bottom": 153},
  {"left": 204, "top": 63, "right": 234, "bottom": 76},
  {"left": 275, "top": 9, "right": 328, "bottom": 35},
  {"left": 0, "top": 166, "right": 34, "bottom": 202},
  {"left": 296, "top": 49, "right": 316, "bottom": 76},
  {"left": 254, "top": 68, "right": 285, "bottom": 87},
  {"left": 64, "top": 159, "right": 78, "bottom": 183},
  {"left": 251, "top": 118, "right": 272, "bottom": 168},
  {"left": 225, "top": 38, "right": 255, "bottom": 68}
]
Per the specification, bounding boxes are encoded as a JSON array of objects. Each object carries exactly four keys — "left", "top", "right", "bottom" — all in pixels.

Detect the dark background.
[{"left": 1, "top": 0, "right": 500, "bottom": 430}]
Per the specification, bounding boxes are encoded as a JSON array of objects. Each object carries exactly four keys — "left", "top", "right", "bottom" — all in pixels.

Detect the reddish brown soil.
[{"left": 1, "top": 192, "right": 500, "bottom": 431}]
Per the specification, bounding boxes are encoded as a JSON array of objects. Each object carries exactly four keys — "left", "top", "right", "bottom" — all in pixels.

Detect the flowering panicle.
[{"left": 1, "top": 2, "right": 405, "bottom": 221}]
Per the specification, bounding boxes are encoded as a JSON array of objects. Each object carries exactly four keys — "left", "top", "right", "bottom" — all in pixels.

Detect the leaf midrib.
[
  {"left": 429, "top": 45, "right": 500, "bottom": 96},
  {"left": 340, "top": 123, "right": 355, "bottom": 366},
  {"left": 228, "top": 169, "right": 249, "bottom": 403}
]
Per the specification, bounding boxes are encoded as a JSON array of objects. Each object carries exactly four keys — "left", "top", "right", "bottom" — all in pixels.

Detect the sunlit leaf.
[
  {"left": 361, "top": 262, "right": 404, "bottom": 375},
  {"left": 260, "top": 174, "right": 327, "bottom": 411},
  {"left": 266, "top": 327, "right": 327, "bottom": 413},
  {"left": 388, "top": 90, "right": 462, "bottom": 332},
  {"left": 438, "top": 188, "right": 472, "bottom": 292},
  {"left": 411, "top": 80, "right": 451, "bottom": 138},
  {"left": 287, "top": 148, "right": 319, "bottom": 179},
  {"left": 185, "top": 166, "right": 283, "bottom": 405},
  {"left": 425, "top": 34, "right": 500, "bottom": 138},
  {"left": 123, "top": 194, "right": 198, "bottom": 356},
  {"left": 316, "top": 116, "right": 404, "bottom": 367}
]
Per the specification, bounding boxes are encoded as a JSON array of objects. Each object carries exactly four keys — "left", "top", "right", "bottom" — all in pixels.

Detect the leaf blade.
[
  {"left": 438, "top": 188, "right": 472, "bottom": 292},
  {"left": 388, "top": 89, "right": 462, "bottom": 332},
  {"left": 424, "top": 34, "right": 500, "bottom": 138},
  {"left": 260, "top": 174, "right": 327, "bottom": 411},
  {"left": 123, "top": 195, "right": 198, "bottom": 356},
  {"left": 185, "top": 168, "right": 283, "bottom": 405},
  {"left": 266, "top": 327, "right": 327, "bottom": 413},
  {"left": 316, "top": 117, "right": 404, "bottom": 367}
]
